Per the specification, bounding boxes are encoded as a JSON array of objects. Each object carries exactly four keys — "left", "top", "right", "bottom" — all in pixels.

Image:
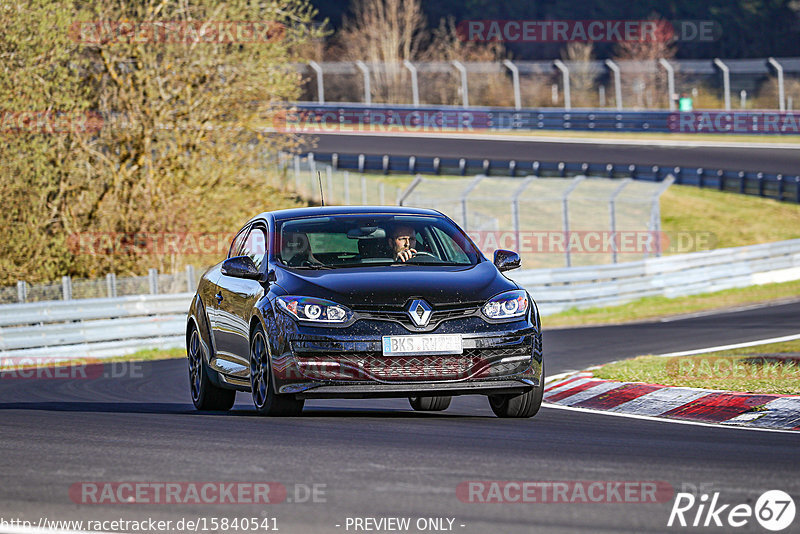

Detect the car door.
[{"left": 213, "top": 224, "right": 268, "bottom": 375}]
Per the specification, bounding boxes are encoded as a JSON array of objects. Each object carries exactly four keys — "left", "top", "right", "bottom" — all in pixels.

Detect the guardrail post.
[
  {"left": 652, "top": 165, "right": 661, "bottom": 181},
  {"left": 382, "top": 155, "right": 390, "bottom": 174},
  {"left": 697, "top": 168, "right": 705, "bottom": 188},
  {"left": 776, "top": 174, "right": 784, "bottom": 201},
  {"left": 307, "top": 60, "right": 325, "bottom": 104},
  {"left": 717, "top": 170, "right": 725, "bottom": 191},
  {"left": 106, "top": 273, "right": 117, "bottom": 298},
  {"left": 509, "top": 160, "right": 517, "bottom": 177},
  {"left": 558, "top": 162, "right": 566, "bottom": 177},
  {"left": 503, "top": 59, "right": 521, "bottom": 110},
  {"left": 562, "top": 176, "right": 586, "bottom": 267},
  {"left": 451, "top": 60, "right": 469, "bottom": 107},
  {"left": 148, "top": 268, "right": 158, "bottom": 295},
  {"left": 757, "top": 172, "right": 765, "bottom": 197},
  {"left": 713, "top": 59, "right": 731, "bottom": 111},
  {"left": 605, "top": 59, "right": 622, "bottom": 111},
  {"left": 606, "top": 164, "right": 614, "bottom": 178},
  {"left": 768, "top": 58, "right": 786, "bottom": 112},
  {"left": 459, "top": 158, "right": 466, "bottom": 176},
  {"left": 532, "top": 161, "right": 540, "bottom": 177},
  {"left": 408, "top": 156, "right": 416, "bottom": 174},
  {"left": 629, "top": 164, "right": 637, "bottom": 180},
  {"left": 739, "top": 171, "right": 747, "bottom": 194},
  {"left": 62, "top": 275, "right": 72, "bottom": 300},
  {"left": 358, "top": 154, "right": 365, "bottom": 173},
  {"left": 609, "top": 178, "right": 633, "bottom": 263},
  {"left": 553, "top": 60, "right": 571, "bottom": 110},
  {"left": 460, "top": 174, "right": 485, "bottom": 230},
  {"left": 343, "top": 170, "right": 351, "bottom": 204},
  {"left": 355, "top": 60, "right": 371, "bottom": 105},
  {"left": 403, "top": 60, "right": 420, "bottom": 107},
  {"left": 674, "top": 166, "right": 683, "bottom": 184},
  {"left": 332, "top": 153, "right": 339, "bottom": 170},
  {"left": 17, "top": 280, "right": 27, "bottom": 303},
  {"left": 433, "top": 157, "right": 440, "bottom": 175},
  {"left": 795, "top": 176, "right": 800, "bottom": 203},
  {"left": 185, "top": 266, "right": 195, "bottom": 293}
]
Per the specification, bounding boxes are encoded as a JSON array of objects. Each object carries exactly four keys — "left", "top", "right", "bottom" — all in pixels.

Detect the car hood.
[{"left": 272, "top": 261, "right": 518, "bottom": 307}]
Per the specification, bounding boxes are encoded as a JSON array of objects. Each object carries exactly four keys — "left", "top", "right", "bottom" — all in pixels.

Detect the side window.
[
  {"left": 228, "top": 226, "right": 250, "bottom": 259},
  {"left": 241, "top": 227, "right": 268, "bottom": 270},
  {"left": 432, "top": 227, "right": 469, "bottom": 263}
]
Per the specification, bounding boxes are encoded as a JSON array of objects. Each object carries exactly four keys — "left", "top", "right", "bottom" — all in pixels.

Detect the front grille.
[
  {"left": 293, "top": 342, "right": 532, "bottom": 383},
  {"left": 353, "top": 302, "right": 482, "bottom": 331}
]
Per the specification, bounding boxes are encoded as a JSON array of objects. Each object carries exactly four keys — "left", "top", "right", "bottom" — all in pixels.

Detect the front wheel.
[
  {"left": 409, "top": 396, "right": 451, "bottom": 411},
  {"left": 250, "top": 324, "right": 304, "bottom": 416},
  {"left": 187, "top": 323, "right": 236, "bottom": 411},
  {"left": 488, "top": 363, "right": 544, "bottom": 418}
]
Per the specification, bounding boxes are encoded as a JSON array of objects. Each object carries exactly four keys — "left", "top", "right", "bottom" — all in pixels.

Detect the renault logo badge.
[{"left": 407, "top": 299, "right": 432, "bottom": 327}]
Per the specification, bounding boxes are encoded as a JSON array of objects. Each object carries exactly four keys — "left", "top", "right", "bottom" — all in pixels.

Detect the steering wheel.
[{"left": 407, "top": 251, "right": 438, "bottom": 262}]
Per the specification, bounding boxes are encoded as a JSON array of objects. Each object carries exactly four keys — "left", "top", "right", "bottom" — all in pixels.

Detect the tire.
[
  {"left": 488, "top": 362, "right": 545, "bottom": 419},
  {"left": 409, "top": 396, "right": 452, "bottom": 412},
  {"left": 250, "top": 323, "right": 304, "bottom": 416},
  {"left": 187, "top": 322, "right": 236, "bottom": 411}
]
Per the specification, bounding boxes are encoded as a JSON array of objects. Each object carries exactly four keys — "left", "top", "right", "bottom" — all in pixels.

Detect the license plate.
[{"left": 382, "top": 334, "right": 463, "bottom": 356}]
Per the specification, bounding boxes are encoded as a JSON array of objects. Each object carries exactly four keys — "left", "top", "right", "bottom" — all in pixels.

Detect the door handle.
[{"left": 215, "top": 292, "right": 223, "bottom": 304}]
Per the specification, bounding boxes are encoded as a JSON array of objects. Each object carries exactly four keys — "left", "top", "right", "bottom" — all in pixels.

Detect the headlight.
[
  {"left": 482, "top": 290, "right": 529, "bottom": 321},
  {"left": 276, "top": 296, "right": 351, "bottom": 323}
]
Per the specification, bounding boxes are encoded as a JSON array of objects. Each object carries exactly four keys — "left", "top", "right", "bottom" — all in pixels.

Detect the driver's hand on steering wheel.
[{"left": 395, "top": 248, "right": 417, "bottom": 262}]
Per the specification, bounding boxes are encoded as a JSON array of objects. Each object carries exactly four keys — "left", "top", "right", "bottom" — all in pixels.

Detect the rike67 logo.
[{"left": 668, "top": 490, "right": 795, "bottom": 531}]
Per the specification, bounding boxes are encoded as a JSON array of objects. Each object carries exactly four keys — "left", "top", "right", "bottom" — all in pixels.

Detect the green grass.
[
  {"left": 545, "top": 279, "right": 800, "bottom": 327},
  {"left": 661, "top": 186, "right": 800, "bottom": 250},
  {"left": 0, "top": 347, "right": 185, "bottom": 371},
  {"left": 594, "top": 339, "right": 800, "bottom": 395}
]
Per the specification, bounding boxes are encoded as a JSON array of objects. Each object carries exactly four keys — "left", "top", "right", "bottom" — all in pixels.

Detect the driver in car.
[{"left": 388, "top": 224, "right": 418, "bottom": 262}]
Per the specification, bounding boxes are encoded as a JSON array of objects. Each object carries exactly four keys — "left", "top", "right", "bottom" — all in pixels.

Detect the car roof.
[{"left": 250, "top": 205, "right": 444, "bottom": 223}]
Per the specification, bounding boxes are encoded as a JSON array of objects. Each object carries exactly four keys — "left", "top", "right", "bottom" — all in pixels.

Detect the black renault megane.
[{"left": 186, "top": 206, "right": 544, "bottom": 418}]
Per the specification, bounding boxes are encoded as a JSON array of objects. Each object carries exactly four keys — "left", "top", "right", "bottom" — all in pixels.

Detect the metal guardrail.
[
  {"left": 0, "top": 293, "right": 192, "bottom": 362},
  {"left": 285, "top": 102, "right": 800, "bottom": 135},
  {"left": 2, "top": 240, "right": 800, "bottom": 360},
  {"left": 511, "top": 239, "right": 800, "bottom": 315},
  {"left": 305, "top": 151, "right": 800, "bottom": 204}
]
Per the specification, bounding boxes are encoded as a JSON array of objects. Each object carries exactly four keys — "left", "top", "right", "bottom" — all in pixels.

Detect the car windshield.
[{"left": 275, "top": 214, "right": 480, "bottom": 268}]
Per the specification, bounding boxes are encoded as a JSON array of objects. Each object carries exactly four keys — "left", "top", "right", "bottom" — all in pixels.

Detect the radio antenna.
[{"left": 317, "top": 171, "right": 325, "bottom": 206}]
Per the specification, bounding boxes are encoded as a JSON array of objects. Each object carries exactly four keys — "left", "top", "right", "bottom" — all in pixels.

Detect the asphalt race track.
[
  {"left": 2, "top": 301, "right": 799, "bottom": 533},
  {"left": 300, "top": 132, "right": 800, "bottom": 175}
]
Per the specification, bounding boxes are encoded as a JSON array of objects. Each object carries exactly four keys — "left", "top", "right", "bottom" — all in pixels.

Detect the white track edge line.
[{"left": 652, "top": 333, "right": 800, "bottom": 358}]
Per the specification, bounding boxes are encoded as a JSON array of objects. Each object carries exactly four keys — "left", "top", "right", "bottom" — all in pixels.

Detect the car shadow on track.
[{"left": 0, "top": 402, "right": 490, "bottom": 419}]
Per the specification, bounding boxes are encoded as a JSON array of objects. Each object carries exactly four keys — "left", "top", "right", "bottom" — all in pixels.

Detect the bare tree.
[
  {"left": 336, "top": 0, "right": 428, "bottom": 103},
  {"left": 614, "top": 16, "right": 677, "bottom": 109}
]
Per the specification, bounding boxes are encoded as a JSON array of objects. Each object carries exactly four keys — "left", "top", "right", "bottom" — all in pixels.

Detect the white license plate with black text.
[{"left": 382, "top": 334, "right": 463, "bottom": 356}]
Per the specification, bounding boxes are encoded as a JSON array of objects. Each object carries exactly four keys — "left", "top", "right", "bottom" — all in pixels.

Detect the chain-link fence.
[
  {"left": 286, "top": 154, "right": 673, "bottom": 269},
  {"left": 294, "top": 58, "right": 800, "bottom": 111},
  {"left": 4, "top": 266, "right": 199, "bottom": 305}
]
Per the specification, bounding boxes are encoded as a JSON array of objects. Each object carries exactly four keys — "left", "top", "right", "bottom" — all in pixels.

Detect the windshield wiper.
[{"left": 288, "top": 264, "right": 335, "bottom": 270}]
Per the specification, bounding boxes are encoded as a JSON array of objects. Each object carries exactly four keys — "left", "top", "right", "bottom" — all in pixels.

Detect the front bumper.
[{"left": 270, "top": 315, "right": 543, "bottom": 398}]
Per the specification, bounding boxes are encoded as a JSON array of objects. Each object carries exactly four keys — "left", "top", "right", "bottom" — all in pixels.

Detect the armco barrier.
[
  {"left": 283, "top": 102, "right": 800, "bottom": 135},
  {"left": 2, "top": 240, "right": 799, "bottom": 360}
]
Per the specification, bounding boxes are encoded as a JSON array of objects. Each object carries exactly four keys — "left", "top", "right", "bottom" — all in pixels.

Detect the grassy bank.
[{"left": 594, "top": 339, "right": 800, "bottom": 395}]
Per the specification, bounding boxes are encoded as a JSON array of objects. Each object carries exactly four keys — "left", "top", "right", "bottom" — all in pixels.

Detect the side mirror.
[
  {"left": 221, "top": 255, "right": 262, "bottom": 280},
  {"left": 493, "top": 249, "right": 521, "bottom": 272}
]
